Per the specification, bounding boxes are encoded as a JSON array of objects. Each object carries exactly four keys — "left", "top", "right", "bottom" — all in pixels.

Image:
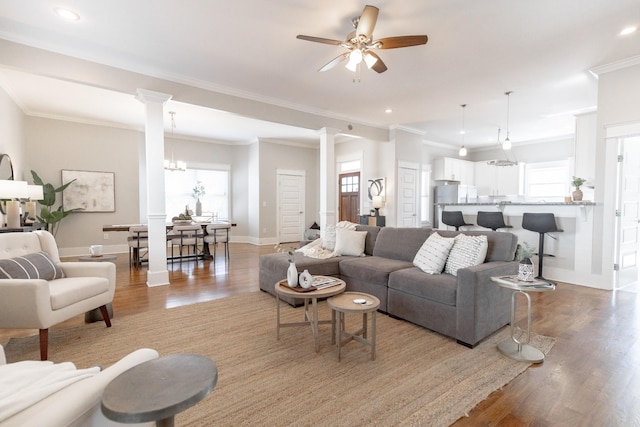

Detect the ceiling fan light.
[
  {"left": 363, "top": 52, "right": 378, "bottom": 69},
  {"left": 345, "top": 60, "right": 358, "bottom": 72}
]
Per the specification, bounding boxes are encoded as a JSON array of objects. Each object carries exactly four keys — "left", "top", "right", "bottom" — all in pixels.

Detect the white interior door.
[
  {"left": 398, "top": 166, "right": 419, "bottom": 227},
  {"left": 615, "top": 136, "right": 640, "bottom": 289},
  {"left": 278, "top": 172, "right": 305, "bottom": 243}
]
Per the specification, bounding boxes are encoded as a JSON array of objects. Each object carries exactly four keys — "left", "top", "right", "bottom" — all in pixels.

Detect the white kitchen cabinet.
[
  {"left": 433, "top": 157, "right": 475, "bottom": 184},
  {"left": 474, "top": 161, "right": 522, "bottom": 196}
]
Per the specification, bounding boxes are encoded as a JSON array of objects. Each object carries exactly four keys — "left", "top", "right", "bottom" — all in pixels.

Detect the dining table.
[{"left": 103, "top": 221, "right": 234, "bottom": 261}]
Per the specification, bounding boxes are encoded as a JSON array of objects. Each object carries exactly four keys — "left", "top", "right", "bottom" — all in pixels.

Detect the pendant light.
[
  {"left": 458, "top": 103, "right": 467, "bottom": 157},
  {"left": 164, "top": 111, "right": 186, "bottom": 172},
  {"left": 502, "top": 91, "right": 513, "bottom": 150}
]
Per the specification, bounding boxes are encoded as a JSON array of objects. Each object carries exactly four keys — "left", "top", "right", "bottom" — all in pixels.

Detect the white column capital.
[
  {"left": 135, "top": 89, "right": 172, "bottom": 105},
  {"left": 316, "top": 127, "right": 342, "bottom": 138}
]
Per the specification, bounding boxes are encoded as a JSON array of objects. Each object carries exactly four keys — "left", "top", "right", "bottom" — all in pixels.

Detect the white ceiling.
[{"left": 0, "top": 0, "right": 638, "bottom": 148}]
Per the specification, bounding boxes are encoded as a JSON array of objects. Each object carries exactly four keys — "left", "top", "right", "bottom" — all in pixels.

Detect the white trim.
[
  {"left": 591, "top": 55, "right": 640, "bottom": 76},
  {"left": 276, "top": 169, "right": 305, "bottom": 176},
  {"left": 605, "top": 121, "right": 640, "bottom": 138}
]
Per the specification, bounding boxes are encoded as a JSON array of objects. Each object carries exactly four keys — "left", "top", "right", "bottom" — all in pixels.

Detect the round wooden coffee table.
[
  {"left": 274, "top": 277, "right": 345, "bottom": 352},
  {"left": 327, "top": 292, "right": 380, "bottom": 361},
  {"left": 101, "top": 354, "right": 217, "bottom": 427}
]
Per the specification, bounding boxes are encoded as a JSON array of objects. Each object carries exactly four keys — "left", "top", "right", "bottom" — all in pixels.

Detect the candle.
[{"left": 6, "top": 200, "right": 21, "bottom": 228}]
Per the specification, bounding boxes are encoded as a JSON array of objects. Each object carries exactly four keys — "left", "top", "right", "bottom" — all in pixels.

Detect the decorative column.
[
  {"left": 318, "top": 127, "right": 340, "bottom": 238},
  {"left": 135, "top": 89, "right": 172, "bottom": 287}
]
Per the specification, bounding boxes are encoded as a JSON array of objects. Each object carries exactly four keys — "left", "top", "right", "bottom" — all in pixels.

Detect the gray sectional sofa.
[{"left": 259, "top": 226, "right": 518, "bottom": 347}]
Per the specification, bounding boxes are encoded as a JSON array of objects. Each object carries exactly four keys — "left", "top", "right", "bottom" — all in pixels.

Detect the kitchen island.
[{"left": 435, "top": 201, "right": 597, "bottom": 288}]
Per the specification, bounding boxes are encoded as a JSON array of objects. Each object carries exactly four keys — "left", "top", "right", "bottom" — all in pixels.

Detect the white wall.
[{"left": 0, "top": 87, "right": 25, "bottom": 179}]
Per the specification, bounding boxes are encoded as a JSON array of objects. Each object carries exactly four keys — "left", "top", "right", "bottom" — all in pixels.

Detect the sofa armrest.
[
  {"left": 0, "top": 349, "right": 160, "bottom": 427},
  {"left": 0, "top": 280, "right": 52, "bottom": 327},
  {"left": 60, "top": 262, "right": 116, "bottom": 295},
  {"left": 455, "top": 261, "right": 518, "bottom": 346}
]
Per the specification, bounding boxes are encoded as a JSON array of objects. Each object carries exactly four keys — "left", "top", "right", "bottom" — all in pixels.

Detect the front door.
[{"left": 339, "top": 172, "right": 360, "bottom": 223}]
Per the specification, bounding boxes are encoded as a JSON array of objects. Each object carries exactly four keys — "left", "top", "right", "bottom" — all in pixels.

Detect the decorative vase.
[
  {"left": 517, "top": 258, "right": 534, "bottom": 282},
  {"left": 572, "top": 188, "right": 583, "bottom": 201},
  {"left": 195, "top": 198, "right": 202, "bottom": 216},
  {"left": 287, "top": 262, "right": 298, "bottom": 288},
  {"left": 299, "top": 269, "right": 313, "bottom": 289}
]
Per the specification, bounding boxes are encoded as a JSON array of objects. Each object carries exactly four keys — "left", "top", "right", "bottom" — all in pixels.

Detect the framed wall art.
[{"left": 62, "top": 170, "right": 115, "bottom": 212}]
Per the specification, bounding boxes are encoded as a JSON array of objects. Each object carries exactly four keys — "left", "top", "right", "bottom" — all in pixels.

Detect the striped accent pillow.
[
  {"left": 444, "top": 234, "right": 489, "bottom": 276},
  {"left": 413, "top": 232, "right": 456, "bottom": 274},
  {"left": 0, "top": 252, "right": 65, "bottom": 280}
]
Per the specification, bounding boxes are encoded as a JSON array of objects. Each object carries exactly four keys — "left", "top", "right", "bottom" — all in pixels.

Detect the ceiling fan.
[{"left": 296, "top": 5, "right": 428, "bottom": 74}]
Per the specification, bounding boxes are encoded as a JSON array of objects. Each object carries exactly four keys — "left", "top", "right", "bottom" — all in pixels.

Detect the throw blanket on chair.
[
  {"left": 0, "top": 361, "right": 99, "bottom": 422},
  {"left": 297, "top": 221, "right": 357, "bottom": 259}
]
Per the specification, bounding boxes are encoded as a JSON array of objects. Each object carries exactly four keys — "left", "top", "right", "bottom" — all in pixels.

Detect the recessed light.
[
  {"left": 54, "top": 7, "right": 80, "bottom": 21},
  {"left": 385, "top": 108, "right": 393, "bottom": 114},
  {"left": 619, "top": 26, "right": 637, "bottom": 36}
]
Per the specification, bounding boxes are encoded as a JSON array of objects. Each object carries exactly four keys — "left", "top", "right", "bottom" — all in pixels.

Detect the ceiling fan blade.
[
  {"left": 318, "top": 52, "right": 350, "bottom": 72},
  {"left": 375, "top": 35, "right": 428, "bottom": 49},
  {"left": 366, "top": 51, "right": 388, "bottom": 73},
  {"left": 296, "top": 35, "right": 343, "bottom": 46},
  {"left": 356, "top": 5, "right": 379, "bottom": 40}
]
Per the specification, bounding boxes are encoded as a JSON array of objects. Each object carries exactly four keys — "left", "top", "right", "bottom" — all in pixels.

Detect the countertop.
[{"left": 436, "top": 201, "right": 595, "bottom": 206}]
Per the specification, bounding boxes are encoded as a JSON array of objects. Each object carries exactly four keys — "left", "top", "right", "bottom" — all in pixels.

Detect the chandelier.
[
  {"left": 458, "top": 104, "right": 467, "bottom": 157},
  {"left": 164, "top": 111, "right": 186, "bottom": 172}
]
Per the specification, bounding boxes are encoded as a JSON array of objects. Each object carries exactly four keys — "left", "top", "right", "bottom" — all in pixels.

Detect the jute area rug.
[{"left": 5, "top": 292, "right": 554, "bottom": 426}]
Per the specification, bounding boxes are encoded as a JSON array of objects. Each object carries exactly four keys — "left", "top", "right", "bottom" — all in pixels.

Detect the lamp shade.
[
  {"left": 0, "top": 180, "right": 28, "bottom": 199},
  {"left": 372, "top": 195, "right": 384, "bottom": 209},
  {"left": 27, "top": 184, "right": 44, "bottom": 200}
]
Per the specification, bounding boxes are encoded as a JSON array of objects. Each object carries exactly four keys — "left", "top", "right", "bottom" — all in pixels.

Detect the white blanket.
[{"left": 0, "top": 361, "right": 99, "bottom": 422}]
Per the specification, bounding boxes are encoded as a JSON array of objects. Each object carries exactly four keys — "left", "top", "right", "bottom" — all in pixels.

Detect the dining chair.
[
  {"left": 169, "top": 224, "right": 204, "bottom": 261},
  {"left": 203, "top": 223, "right": 230, "bottom": 261},
  {"left": 127, "top": 226, "right": 148, "bottom": 269}
]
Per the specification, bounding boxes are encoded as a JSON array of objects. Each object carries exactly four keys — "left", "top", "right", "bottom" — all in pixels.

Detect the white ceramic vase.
[
  {"left": 299, "top": 269, "right": 313, "bottom": 289},
  {"left": 287, "top": 262, "right": 298, "bottom": 288}
]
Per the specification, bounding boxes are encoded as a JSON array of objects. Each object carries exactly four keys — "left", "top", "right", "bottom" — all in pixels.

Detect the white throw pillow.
[
  {"left": 334, "top": 228, "right": 368, "bottom": 256},
  {"left": 444, "top": 234, "right": 489, "bottom": 276},
  {"left": 413, "top": 232, "right": 456, "bottom": 274},
  {"left": 322, "top": 225, "right": 337, "bottom": 251}
]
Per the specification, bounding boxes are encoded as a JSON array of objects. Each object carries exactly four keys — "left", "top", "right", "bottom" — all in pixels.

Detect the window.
[
  {"left": 524, "top": 160, "right": 569, "bottom": 201},
  {"left": 165, "top": 168, "right": 230, "bottom": 220}
]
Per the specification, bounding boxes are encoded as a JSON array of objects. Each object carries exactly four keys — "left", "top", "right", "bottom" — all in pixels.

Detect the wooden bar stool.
[
  {"left": 522, "top": 213, "right": 563, "bottom": 279},
  {"left": 441, "top": 211, "right": 473, "bottom": 231}
]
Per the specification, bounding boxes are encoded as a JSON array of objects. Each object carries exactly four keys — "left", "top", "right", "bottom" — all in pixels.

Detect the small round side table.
[
  {"left": 327, "top": 291, "right": 380, "bottom": 361},
  {"left": 101, "top": 354, "right": 217, "bottom": 427}
]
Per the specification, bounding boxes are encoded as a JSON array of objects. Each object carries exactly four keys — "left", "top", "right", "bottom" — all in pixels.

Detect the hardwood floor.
[{"left": 2, "top": 243, "right": 639, "bottom": 425}]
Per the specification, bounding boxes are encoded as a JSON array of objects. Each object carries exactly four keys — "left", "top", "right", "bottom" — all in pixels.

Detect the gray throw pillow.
[{"left": 0, "top": 251, "right": 65, "bottom": 280}]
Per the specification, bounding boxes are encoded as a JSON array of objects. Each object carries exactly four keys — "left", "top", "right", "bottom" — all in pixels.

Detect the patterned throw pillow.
[
  {"left": 444, "top": 234, "right": 489, "bottom": 276},
  {"left": 0, "top": 251, "right": 65, "bottom": 280},
  {"left": 413, "top": 232, "right": 456, "bottom": 274}
]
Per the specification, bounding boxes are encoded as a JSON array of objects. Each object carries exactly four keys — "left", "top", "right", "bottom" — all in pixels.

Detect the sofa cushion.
[
  {"left": 334, "top": 228, "right": 367, "bottom": 257},
  {"left": 355, "top": 225, "right": 381, "bottom": 256},
  {"left": 444, "top": 234, "right": 488, "bottom": 276},
  {"left": 339, "top": 256, "right": 414, "bottom": 287},
  {"left": 0, "top": 252, "right": 65, "bottom": 280},
  {"left": 388, "top": 267, "right": 458, "bottom": 306},
  {"left": 372, "top": 227, "right": 432, "bottom": 261},
  {"left": 260, "top": 252, "right": 344, "bottom": 278},
  {"left": 413, "top": 232, "right": 455, "bottom": 274},
  {"left": 49, "top": 277, "right": 110, "bottom": 310}
]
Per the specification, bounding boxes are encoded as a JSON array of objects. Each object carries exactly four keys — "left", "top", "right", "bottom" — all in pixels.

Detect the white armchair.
[
  {"left": 0, "top": 344, "right": 158, "bottom": 427},
  {"left": 0, "top": 230, "right": 115, "bottom": 360}
]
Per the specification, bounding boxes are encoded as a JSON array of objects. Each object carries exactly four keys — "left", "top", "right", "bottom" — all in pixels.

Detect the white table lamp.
[{"left": 0, "top": 180, "right": 29, "bottom": 228}]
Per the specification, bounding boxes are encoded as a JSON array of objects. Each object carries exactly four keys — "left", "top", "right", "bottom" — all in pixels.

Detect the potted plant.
[
  {"left": 571, "top": 176, "right": 586, "bottom": 201},
  {"left": 516, "top": 242, "right": 535, "bottom": 282},
  {"left": 192, "top": 182, "right": 205, "bottom": 216},
  {"left": 31, "top": 170, "right": 81, "bottom": 236}
]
